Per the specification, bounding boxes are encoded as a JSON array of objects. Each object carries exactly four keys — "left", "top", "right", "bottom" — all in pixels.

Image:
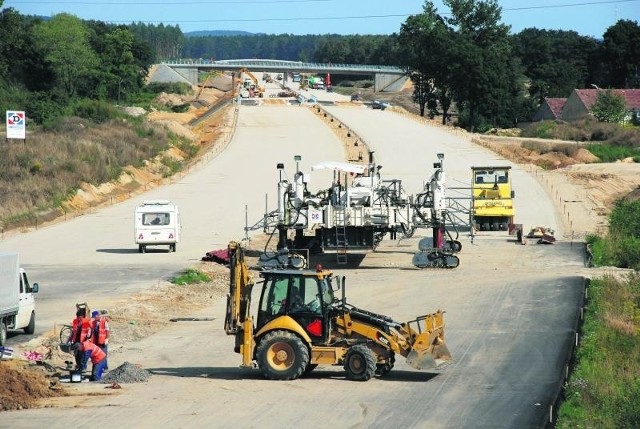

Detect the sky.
[{"left": 2, "top": 0, "right": 639, "bottom": 38}]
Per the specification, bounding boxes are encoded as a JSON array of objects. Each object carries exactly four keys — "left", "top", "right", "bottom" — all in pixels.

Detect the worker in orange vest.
[
  {"left": 68, "top": 307, "right": 92, "bottom": 367},
  {"left": 75, "top": 340, "right": 107, "bottom": 381},
  {"left": 91, "top": 310, "right": 110, "bottom": 370}
]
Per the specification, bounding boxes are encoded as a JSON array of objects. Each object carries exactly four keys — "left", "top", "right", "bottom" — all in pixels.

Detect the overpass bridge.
[{"left": 161, "top": 59, "right": 408, "bottom": 92}]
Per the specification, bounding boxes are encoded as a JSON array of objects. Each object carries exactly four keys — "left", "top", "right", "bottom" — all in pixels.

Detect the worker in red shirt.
[
  {"left": 68, "top": 307, "right": 92, "bottom": 367},
  {"left": 68, "top": 308, "right": 92, "bottom": 343},
  {"left": 91, "top": 310, "right": 110, "bottom": 370},
  {"left": 75, "top": 340, "right": 107, "bottom": 381}
]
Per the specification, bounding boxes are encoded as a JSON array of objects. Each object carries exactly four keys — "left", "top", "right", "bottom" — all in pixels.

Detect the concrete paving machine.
[
  {"left": 249, "top": 152, "right": 415, "bottom": 260},
  {"left": 244, "top": 152, "right": 464, "bottom": 268},
  {"left": 411, "top": 154, "right": 462, "bottom": 269},
  {"left": 223, "top": 241, "right": 452, "bottom": 381}
]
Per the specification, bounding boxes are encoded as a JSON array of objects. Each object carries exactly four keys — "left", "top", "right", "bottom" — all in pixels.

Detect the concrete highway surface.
[{"left": 2, "top": 91, "right": 587, "bottom": 428}]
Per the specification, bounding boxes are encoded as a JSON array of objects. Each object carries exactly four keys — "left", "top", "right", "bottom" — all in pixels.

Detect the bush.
[
  {"left": 171, "top": 103, "right": 190, "bottom": 113},
  {"left": 553, "top": 122, "right": 590, "bottom": 141},
  {"left": 523, "top": 118, "right": 640, "bottom": 149},
  {"left": 590, "top": 123, "right": 619, "bottom": 141},
  {"left": 609, "top": 199, "right": 640, "bottom": 239},
  {"left": 521, "top": 120, "right": 557, "bottom": 139},
  {"left": 67, "top": 99, "right": 123, "bottom": 124},
  {"left": 27, "top": 92, "right": 63, "bottom": 125},
  {"left": 591, "top": 90, "right": 627, "bottom": 123},
  {"left": 587, "top": 199, "right": 640, "bottom": 269},
  {"left": 611, "top": 235, "right": 640, "bottom": 269},
  {"left": 609, "top": 129, "right": 640, "bottom": 149}
]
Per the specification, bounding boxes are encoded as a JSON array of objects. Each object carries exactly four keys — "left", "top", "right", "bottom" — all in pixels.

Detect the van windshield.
[{"left": 143, "top": 213, "right": 170, "bottom": 226}]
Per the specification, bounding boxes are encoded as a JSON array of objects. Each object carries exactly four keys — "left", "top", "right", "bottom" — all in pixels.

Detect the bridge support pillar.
[
  {"left": 174, "top": 67, "right": 199, "bottom": 85},
  {"left": 374, "top": 73, "right": 408, "bottom": 92}
]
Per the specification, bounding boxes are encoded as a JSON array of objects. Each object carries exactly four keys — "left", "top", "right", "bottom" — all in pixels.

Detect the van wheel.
[
  {"left": 170, "top": 244, "right": 176, "bottom": 252},
  {"left": 0, "top": 322, "right": 7, "bottom": 346},
  {"left": 24, "top": 312, "right": 35, "bottom": 335}
]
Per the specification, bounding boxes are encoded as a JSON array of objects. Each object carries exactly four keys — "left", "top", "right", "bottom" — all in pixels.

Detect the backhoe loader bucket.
[
  {"left": 406, "top": 341, "right": 452, "bottom": 370},
  {"left": 404, "top": 311, "right": 452, "bottom": 370}
]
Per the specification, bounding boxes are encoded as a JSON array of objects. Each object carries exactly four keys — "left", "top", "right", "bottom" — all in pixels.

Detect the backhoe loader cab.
[
  {"left": 223, "top": 242, "right": 452, "bottom": 382},
  {"left": 257, "top": 269, "right": 336, "bottom": 342}
]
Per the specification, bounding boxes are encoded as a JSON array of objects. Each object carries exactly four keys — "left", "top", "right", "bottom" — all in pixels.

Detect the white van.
[
  {"left": 0, "top": 252, "right": 39, "bottom": 345},
  {"left": 134, "top": 201, "right": 181, "bottom": 253}
]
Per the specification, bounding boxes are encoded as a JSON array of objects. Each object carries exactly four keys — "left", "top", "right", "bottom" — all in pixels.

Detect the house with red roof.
[
  {"left": 532, "top": 97, "right": 567, "bottom": 121},
  {"left": 560, "top": 88, "right": 640, "bottom": 121}
]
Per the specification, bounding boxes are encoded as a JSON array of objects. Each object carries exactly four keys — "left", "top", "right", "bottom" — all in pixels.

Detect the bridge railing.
[{"left": 161, "top": 59, "right": 405, "bottom": 74}]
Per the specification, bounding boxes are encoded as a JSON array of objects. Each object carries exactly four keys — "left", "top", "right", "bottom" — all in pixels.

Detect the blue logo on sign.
[{"left": 7, "top": 112, "right": 24, "bottom": 125}]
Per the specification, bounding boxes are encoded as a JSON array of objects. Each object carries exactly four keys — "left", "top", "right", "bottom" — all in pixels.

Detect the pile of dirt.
[
  {"left": 155, "top": 92, "right": 187, "bottom": 107},
  {"left": 0, "top": 360, "right": 65, "bottom": 411},
  {"left": 100, "top": 362, "right": 151, "bottom": 384},
  {"left": 473, "top": 136, "right": 597, "bottom": 169}
]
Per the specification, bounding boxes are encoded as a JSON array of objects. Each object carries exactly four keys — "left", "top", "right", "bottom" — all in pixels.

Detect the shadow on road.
[
  {"left": 147, "top": 366, "right": 442, "bottom": 383},
  {"left": 96, "top": 248, "right": 166, "bottom": 254}
]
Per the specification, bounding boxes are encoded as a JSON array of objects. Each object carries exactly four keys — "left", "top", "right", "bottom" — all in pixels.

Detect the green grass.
[
  {"left": 558, "top": 199, "right": 640, "bottom": 427},
  {"left": 171, "top": 269, "right": 211, "bottom": 285},
  {"left": 586, "top": 143, "right": 640, "bottom": 162},
  {"left": 160, "top": 156, "right": 183, "bottom": 177},
  {"left": 586, "top": 200, "right": 640, "bottom": 270},
  {"left": 556, "top": 274, "right": 640, "bottom": 429}
]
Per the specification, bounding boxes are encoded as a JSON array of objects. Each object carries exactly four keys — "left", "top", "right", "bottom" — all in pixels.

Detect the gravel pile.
[{"left": 100, "top": 361, "right": 151, "bottom": 384}]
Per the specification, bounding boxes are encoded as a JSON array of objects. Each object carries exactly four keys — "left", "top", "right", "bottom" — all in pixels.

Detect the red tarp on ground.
[{"left": 202, "top": 248, "right": 230, "bottom": 264}]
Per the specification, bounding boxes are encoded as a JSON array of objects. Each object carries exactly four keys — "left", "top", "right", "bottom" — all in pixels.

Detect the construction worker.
[
  {"left": 91, "top": 310, "right": 110, "bottom": 370},
  {"left": 68, "top": 307, "right": 92, "bottom": 367},
  {"left": 75, "top": 340, "right": 107, "bottom": 381}
]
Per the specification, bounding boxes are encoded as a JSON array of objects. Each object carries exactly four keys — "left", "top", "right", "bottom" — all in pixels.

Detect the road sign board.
[{"left": 6, "top": 110, "right": 26, "bottom": 139}]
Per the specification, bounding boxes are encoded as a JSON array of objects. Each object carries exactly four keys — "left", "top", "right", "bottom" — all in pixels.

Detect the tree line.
[
  {"left": 1, "top": 0, "right": 638, "bottom": 131},
  {"left": 0, "top": 7, "right": 156, "bottom": 124}
]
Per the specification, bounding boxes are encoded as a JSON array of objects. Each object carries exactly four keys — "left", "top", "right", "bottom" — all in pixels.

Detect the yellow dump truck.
[{"left": 471, "top": 166, "right": 515, "bottom": 231}]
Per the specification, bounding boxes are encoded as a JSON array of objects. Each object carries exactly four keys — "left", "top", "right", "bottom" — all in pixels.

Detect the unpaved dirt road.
[{"left": 1, "top": 93, "right": 599, "bottom": 428}]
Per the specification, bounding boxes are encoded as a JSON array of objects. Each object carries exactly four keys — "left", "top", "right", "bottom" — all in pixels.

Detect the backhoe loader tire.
[
  {"left": 344, "top": 344, "right": 376, "bottom": 381},
  {"left": 256, "top": 331, "right": 309, "bottom": 381}
]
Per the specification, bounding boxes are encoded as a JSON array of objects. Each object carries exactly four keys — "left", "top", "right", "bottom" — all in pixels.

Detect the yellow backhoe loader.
[{"left": 223, "top": 241, "right": 452, "bottom": 381}]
